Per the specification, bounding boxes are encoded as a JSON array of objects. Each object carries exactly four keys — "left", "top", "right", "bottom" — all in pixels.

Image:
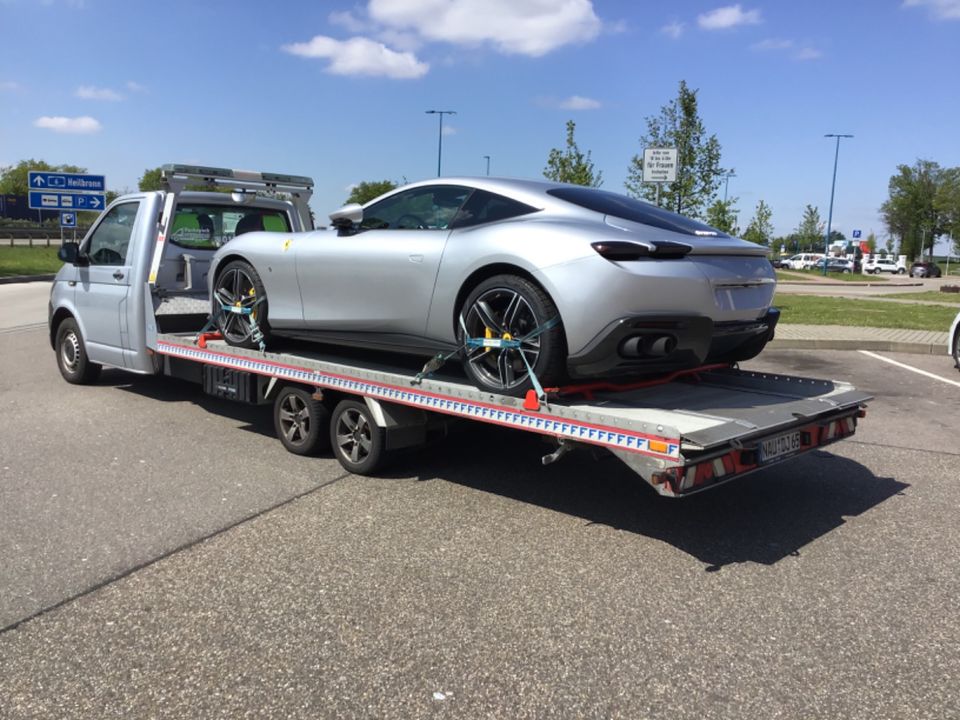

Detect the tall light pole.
[
  {"left": 822, "top": 133, "right": 853, "bottom": 275},
  {"left": 723, "top": 171, "right": 736, "bottom": 203},
  {"left": 425, "top": 110, "right": 456, "bottom": 176},
  {"left": 483, "top": 155, "right": 490, "bottom": 176}
]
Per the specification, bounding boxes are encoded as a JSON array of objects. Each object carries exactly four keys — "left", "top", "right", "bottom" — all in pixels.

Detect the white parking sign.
[{"left": 643, "top": 147, "right": 678, "bottom": 183}]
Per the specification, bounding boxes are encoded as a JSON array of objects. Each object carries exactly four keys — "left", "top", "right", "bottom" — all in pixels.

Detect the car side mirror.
[
  {"left": 58, "top": 242, "right": 83, "bottom": 265},
  {"left": 329, "top": 203, "right": 363, "bottom": 232}
]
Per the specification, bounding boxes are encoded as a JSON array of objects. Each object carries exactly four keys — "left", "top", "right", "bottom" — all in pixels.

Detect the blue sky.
[{"left": 1, "top": 0, "right": 959, "bottom": 248}]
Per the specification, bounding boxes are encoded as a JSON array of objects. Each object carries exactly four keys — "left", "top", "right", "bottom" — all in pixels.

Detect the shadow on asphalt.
[{"left": 105, "top": 370, "right": 907, "bottom": 572}]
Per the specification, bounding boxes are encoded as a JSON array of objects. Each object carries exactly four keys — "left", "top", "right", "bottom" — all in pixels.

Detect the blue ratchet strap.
[
  {"left": 412, "top": 316, "right": 560, "bottom": 399},
  {"left": 219, "top": 296, "right": 267, "bottom": 351}
]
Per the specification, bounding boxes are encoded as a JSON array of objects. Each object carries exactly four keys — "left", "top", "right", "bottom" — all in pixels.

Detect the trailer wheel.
[
  {"left": 55, "top": 318, "right": 101, "bottom": 384},
  {"left": 330, "top": 398, "right": 388, "bottom": 475},
  {"left": 273, "top": 386, "right": 330, "bottom": 456}
]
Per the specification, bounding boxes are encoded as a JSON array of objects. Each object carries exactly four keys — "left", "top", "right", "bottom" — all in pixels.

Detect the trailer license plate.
[{"left": 760, "top": 430, "right": 801, "bottom": 463}]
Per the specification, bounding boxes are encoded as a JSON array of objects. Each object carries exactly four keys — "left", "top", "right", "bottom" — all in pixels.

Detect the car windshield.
[{"left": 546, "top": 186, "right": 728, "bottom": 238}]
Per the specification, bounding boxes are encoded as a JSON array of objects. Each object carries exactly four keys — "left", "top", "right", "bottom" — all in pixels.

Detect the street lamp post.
[
  {"left": 822, "top": 133, "right": 853, "bottom": 275},
  {"left": 483, "top": 155, "right": 490, "bottom": 176},
  {"left": 723, "top": 171, "right": 736, "bottom": 203},
  {"left": 425, "top": 109, "right": 456, "bottom": 176}
]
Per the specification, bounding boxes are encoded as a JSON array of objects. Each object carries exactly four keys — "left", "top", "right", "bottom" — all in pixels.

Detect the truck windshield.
[{"left": 170, "top": 204, "right": 291, "bottom": 250}]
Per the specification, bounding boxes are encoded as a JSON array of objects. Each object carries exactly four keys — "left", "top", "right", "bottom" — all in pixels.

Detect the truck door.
[{"left": 75, "top": 201, "right": 141, "bottom": 367}]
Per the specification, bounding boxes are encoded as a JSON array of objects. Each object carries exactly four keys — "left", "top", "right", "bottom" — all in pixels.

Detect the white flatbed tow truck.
[{"left": 49, "top": 165, "right": 871, "bottom": 497}]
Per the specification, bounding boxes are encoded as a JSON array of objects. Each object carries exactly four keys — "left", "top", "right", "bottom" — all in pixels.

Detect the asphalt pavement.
[{"left": 1, "top": 318, "right": 959, "bottom": 718}]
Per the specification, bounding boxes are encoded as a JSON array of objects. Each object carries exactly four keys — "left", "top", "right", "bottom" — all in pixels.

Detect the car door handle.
[{"left": 113, "top": 270, "right": 125, "bottom": 280}]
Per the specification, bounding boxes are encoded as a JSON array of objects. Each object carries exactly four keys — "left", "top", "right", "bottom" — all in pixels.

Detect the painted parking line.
[{"left": 858, "top": 350, "right": 960, "bottom": 389}]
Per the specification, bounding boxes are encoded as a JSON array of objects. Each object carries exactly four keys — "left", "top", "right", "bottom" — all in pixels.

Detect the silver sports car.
[{"left": 209, "top": 178, "right": 778, "bottom": 395}]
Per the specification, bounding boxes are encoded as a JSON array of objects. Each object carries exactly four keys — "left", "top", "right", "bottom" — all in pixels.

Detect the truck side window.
[{"left": 86, "top": 202, "right": 140, "bottom": 266}]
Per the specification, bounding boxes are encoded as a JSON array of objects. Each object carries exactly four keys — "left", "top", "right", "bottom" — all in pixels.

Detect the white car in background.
[
  {"left": 785, "top": 253, "right": 824, "bottom": 270},
  {"left": 864, "top": 257, "right": 905, "bottom": 275}
]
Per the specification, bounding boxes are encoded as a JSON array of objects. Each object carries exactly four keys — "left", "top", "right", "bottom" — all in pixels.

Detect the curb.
[
  {"left": 0, "top": 274, "right": 55, "bottom": 285},
  {"left": 769, "top": 338, "right": 945, "bottom": 356}
]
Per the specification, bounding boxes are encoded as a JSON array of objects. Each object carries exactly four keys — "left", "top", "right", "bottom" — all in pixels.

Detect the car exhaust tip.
[{"left": 620, "top": 334, "right": 677, "bottom": 359}]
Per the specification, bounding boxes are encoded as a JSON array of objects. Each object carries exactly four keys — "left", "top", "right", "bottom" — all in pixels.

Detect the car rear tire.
[
  {"left": 273, "top": 385, "right": 330, "bottom": 456},
  {"left": 214, "top": 259, "right": 271, "bottom": 349},
  {"left": 329, "top": 399, "right": 387, "bottom": 475},
  {"left": 55, "top": 318, "right": 101, "bottom": 385},
  {"left": 458, "top": 274, "right": 566, "bottom": 396},
  {"left": 897, "top": 268, "right": 906, "bottom": 274}
]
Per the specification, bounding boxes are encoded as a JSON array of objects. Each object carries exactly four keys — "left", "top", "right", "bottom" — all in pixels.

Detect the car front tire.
[
  {"left": 214, "top": 259, "right": 271, "bottom": 349},
  {"left": 458, "top": 274, "right": 566, "bottom": 396}
]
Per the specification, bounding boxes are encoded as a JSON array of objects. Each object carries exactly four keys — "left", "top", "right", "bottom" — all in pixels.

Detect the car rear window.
[
  {"left": 170, "top": 204, "right": 291, "bottom": 250},
  {"left": 546, "top": 187, "right": 728, "bottom": 237}
]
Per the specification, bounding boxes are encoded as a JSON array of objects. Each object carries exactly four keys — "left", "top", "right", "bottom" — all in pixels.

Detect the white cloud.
[
  {"left": 752, "top": 38, "right": 793, "bottom": 50},
  {"left": 441, "top": 124, "right": 457, "bottom": 136},
  {"left": 367, "top": 0, "right": 602, "bottom": 57},
  {"left": 33, "top": 116, "right": 102, "bottom": 134},
  {"left": 329, "top": 9, "right": 371, "bottom": 32},
  {"left": 126, "top": 80, "right": 147, "bottom": 93},
  {"left": 903, "top": 0, "right": 960, "bottom": 19},
  {"left": 559, "top": 95, "right": 601, "bottom": 110},
  {"left": 794, "top": 47, "right": 822, "bottom": 61},
  {"left": 75, "top": 85, "right": 122, "bottom": 101},
  {"left": 0, "top": 80, "right": 20, "bottom": 91},
  {"left": 661, "top": 21, "right": 685, "bottom": 39},
  {"left": 283, "top": 35, "right": 428, "bottom": 78},
  {"left": 697, "top": 4, "right": 761, "bottom": 30}
]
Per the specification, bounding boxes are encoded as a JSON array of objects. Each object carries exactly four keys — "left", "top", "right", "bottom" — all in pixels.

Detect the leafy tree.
[
  {"left": 880, "top": 159, "right": 943, "bottom": 260},
  {"left": 705, "top": 198, "right": 739, "bottom": 235},
  {"left": 543, "top": 120, "right": 602, "bottom": 187},
  {"left": 935, "top": 166, "right": 960, "bottom": 256},
  {"left": 347, "top": 180, "right": 397, "bottom": 205},
  {"left": 138, "top": 167, "right": 163, "bottom": 191},
  {"left": 624, "top": 80, "right": 725, "bottom": 218},
  {"left": 865, "top": 231, "right": 877, "bottom": 254},
  {"left": 0, "top": 159, "right": 86, "bottom": 194},
  {"left": 796, "top": 205, "right": 823, "bottom": 251},
  {"left": 742, "top": 199, "right": 773, "bottom": 245}
]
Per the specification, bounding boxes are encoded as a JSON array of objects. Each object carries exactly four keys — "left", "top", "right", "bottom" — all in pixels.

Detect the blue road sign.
[
  {"left": 28, "top": 171, "right": 105, "bottom": 194},
  {"left": 60, "top": 212, "right": 77, "bottom": 228},
  {"left": 29, "top": 191, "right": 106, "bottom": 211},
  {"left": 852, "top": 229, "right": 862, "bottom": 238}
]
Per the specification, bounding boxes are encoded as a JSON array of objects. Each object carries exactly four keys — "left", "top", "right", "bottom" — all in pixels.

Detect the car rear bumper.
[{"left": 566, "top": 308, "right": 780, "bottom": 378}]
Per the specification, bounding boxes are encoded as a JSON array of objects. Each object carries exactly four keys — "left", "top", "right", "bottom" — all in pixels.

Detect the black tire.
[
  {"left": 953, "top": 330, "right": 960, "bottom": 371},
  {"left": 273, "top": 386, "right": 330, "bottom": 456},
  {"left": 329, "top": 399, "right": 388, "bottom": 475},
  {"left": 213, "top": 259, "right": 271, "bottom": 348},
  {"left": 897, "top": 267, "right": 906, "bottom": 275},
  {"left": 457, "top": 274, "right": 566, "bottom": 396},
  {"left": 55, "top": 317, "right": 101, "bottom": 384}
]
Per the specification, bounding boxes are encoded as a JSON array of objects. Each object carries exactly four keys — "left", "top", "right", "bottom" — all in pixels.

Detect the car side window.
[
  {"left": 449, "top": 190, "right": 538, "bottom": 229},
  {"left": 361, "top": 186, "right": 471, "bottom": 231},
  {"left": 85, "top": 202, "right": 140, "bottom": 266}
]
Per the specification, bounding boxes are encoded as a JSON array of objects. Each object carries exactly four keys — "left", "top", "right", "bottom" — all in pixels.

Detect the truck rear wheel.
[
  {"left": 329, "top": 398, "right": 388, "bottom": 475},
  {"left": 55, "top": 318, "right": 101, "bottom": 384},
  {"left": 273, "top": 386, "right": 330, "bottom": 456}
]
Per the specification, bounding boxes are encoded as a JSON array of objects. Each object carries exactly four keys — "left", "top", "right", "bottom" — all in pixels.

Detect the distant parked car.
[
  {"left": 909, "top": 261, "right": 942, "bottom": 278},
  {"left": 784, "top": 253, "right": 824, "bottom": 270},
  {"left": 864, "top": 257, "right": 905, "bottom": 275},
  {"left": 814, "top": 257, "right": 857, "bottom": 274}
]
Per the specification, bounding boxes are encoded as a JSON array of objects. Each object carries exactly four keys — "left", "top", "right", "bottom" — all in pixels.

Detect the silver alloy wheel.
[
  {"left": 214, "top": 266, "right": 259, "bottom": 344},
  {"left": 335, "top": 407, "right": 373, "bottom": 464},
  {"left": 278, "top": 393, "right": 310, "bottom": 447},
  {"left": 60, "top": 329, "right": 80, "bottom": 372},
  {"left": 462, "top": 287, "right": 541, "bottom": 391}
]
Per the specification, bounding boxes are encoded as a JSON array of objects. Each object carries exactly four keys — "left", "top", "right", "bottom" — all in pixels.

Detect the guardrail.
[{"left": 0, "top": 228, "right": 89, "bottom": 246}]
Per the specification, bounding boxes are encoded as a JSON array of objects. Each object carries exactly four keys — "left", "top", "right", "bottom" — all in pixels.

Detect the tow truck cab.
[{"left": 48, "top": 165, "right": 314, "bottom": 374}]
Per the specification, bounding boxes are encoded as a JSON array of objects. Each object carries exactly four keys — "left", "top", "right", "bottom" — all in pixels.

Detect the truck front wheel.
[{"left": 55, "top": 318, "right": 102, "bottom": 384}]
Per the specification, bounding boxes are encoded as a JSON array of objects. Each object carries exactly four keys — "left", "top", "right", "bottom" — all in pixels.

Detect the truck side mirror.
[{"left": 58, "top": 242, "right": 80, "bottom": 264}]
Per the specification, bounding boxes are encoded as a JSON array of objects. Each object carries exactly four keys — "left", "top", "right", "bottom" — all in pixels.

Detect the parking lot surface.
[{"left": 1, "top": 326, "right": 958, "bottom": 719}]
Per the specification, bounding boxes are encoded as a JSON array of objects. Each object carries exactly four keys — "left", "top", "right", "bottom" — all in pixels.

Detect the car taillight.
[{"left": 591, "top": 240, "right": 692, "bottom": 260}]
